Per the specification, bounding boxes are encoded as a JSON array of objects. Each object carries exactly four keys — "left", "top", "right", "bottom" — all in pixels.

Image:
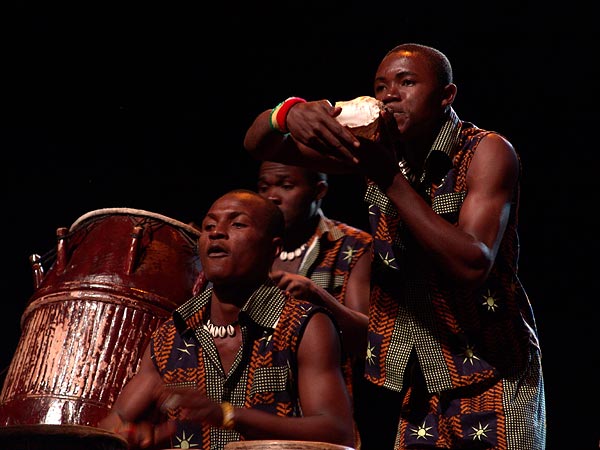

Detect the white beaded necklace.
[
  {"left": 279, "top": 234, "right": 317, "bottom": 261},
  {"left": 279, "top": 243, "right": 307, "bottom": 261},
  {"left": 203, "top": 318, "right": 238, "bottom": 338}
]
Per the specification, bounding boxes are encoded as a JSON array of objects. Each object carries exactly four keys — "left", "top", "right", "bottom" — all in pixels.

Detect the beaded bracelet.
[
  {"left": 269, "top": 97, "right": 307, "bottom": 133},
  {"left": 220, "top": 401, "right": 235, "bottom": 430}
]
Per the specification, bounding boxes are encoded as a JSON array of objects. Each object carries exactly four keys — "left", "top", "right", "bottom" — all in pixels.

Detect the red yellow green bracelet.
[{"left": 269, "top": 97, "right": 307, "bottom": 133}]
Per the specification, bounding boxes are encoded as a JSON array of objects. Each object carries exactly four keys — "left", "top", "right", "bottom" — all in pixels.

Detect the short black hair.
[{"left": 386, "top": 43, "right": 453, "bottom": 86}]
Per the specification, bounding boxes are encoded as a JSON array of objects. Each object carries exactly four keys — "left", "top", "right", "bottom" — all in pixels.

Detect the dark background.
[{"left": 1, "top": 2, "right": 597, "bottom": 449}]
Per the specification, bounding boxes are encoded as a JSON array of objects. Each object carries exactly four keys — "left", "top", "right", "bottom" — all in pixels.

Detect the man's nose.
[
  {"left": 267, "top": 192, "right": 282, "bottom": 205},
  {"left": 383, "top": 84, "right": 401, "bottom": 102},
  {"left": 209, "top": 226, "right": 226, "bottom": 238}
]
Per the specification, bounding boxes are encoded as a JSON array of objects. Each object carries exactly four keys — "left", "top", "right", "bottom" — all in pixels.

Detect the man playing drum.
[{"left": 98, "top": 189, "right": 356, "bottom": 450}]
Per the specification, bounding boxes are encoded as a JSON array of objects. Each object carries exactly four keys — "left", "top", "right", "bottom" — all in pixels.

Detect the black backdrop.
[{"left": 1, "top": 2, "right": 598, "bottom": 449}]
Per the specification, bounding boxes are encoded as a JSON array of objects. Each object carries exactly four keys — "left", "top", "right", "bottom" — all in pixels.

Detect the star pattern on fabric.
[
  {"left": 366, "top": 341, "right": 377, "bottom": 365},
  {"left": 176, "top": 340, "right": 195, "bottom": 360},
  {"left": 379, "top": 251, "right": 398, "bottom": 269},
  {"left": 410, "top": 420, "right": 434, "bottom": 440},
  {"left": 469, "top": 422, "right": 491, "bottom": 441},
  {"left": 342, "top": 245, "right": 357, "bottom": 262},
  {"left": 260, "top": 333, "right": 273, "bottom": 346},
  {"left": 481, "top": 289, "right": 499, "bottom": 312},
  {"left": 174, "top": 429, "right": 199, "bottom": 448},
  {"left": 294, "top": 305, "right": 311, "bottom": 327},
  {"left": 461, "top": 344, "right": 481, "bottom": 365}
]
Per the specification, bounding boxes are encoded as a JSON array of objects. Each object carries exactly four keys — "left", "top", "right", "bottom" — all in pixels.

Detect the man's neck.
[
  {"left": 284, "top": 213, "right": 320, "bottom": 250},
  {"left": 211, "top": 281, "right": 261, "bottom": 310}
]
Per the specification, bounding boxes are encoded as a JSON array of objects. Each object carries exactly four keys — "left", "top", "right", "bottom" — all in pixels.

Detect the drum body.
[{"left": 0, "top": 208, "right": 203, "bottom": 427}]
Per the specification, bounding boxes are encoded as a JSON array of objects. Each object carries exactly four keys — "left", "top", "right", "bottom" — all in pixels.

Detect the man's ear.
[
  {"left": 441, "top": 83, "right": 457, "bottom": 108},
  {"left": 315, "top": 180, "right": 328, "bottom": 201}
]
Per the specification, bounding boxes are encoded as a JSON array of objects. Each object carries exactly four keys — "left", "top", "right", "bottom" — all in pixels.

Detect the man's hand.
[
  {"left": 102, "top": 414, "right": 176, "bottom": 449},
  {"left": 160, "top": 388, "right": 224, "bottom": 428},
  {"left": 270, "top": 270, "right": 321, "bottom": 304},
  {"left": 286, "top": 100, "right": 361, "bottom": 164},
  {"left": 352, "top": 137, "right": 402, "bottom": 191}
]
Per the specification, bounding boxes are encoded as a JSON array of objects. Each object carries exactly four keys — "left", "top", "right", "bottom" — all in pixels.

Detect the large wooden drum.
[{"left": 0, "top": 208, "right": 203, "bottom": 428}]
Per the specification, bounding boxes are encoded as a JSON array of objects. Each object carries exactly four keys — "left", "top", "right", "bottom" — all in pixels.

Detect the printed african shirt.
[
  {"left": 363, "top": 108, "right": 546, "bottom": 449},
  {"left": 151, "top": 280, "right": 335, "bottom": 450},
  {"left": 298, "top": 210, "right": 372, "bottom": 306}
]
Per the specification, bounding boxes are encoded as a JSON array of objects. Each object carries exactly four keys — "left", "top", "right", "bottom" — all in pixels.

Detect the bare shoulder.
[
  {"left": 468, "top": 131, "right": 520, "bottom": 189},
  {"left": 471, "top": 131, "right": 519, "bottom": 168},
  {"left": 476, "top": 132, "right": 518, "bottom": 162},
  {"left": 301, "top": 311, "right": 340, "bottom": 349}
]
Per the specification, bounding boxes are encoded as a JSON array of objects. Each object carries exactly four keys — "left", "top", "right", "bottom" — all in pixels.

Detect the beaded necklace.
[
  {"left": 203, "top": 318, "right": 238, "bottom": 338},
  {"left": 279, "top": 234, "right": 317, "bottom": 261}
]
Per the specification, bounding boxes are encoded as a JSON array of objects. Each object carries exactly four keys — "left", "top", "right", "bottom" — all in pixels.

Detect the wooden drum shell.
[{"left": 0, "top": 208, "right": 203, "bottom": 427}]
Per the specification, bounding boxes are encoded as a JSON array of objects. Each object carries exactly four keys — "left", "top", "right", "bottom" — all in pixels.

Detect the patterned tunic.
[
  {"left": 298, "top": 211, "right": 372, "bottom": 307},
  {"left": 151, "top": 280, "right": 335, "bottom": 450},
  {"left": 293, "top": 212, "right": 373, "bottom": 450},
  {"left": 363, "top": 108, "right": 546, "bottom": 449}
]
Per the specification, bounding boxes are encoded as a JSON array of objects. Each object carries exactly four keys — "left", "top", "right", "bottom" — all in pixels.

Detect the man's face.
[
  {"left": 374, "top": 50, "right": 445, "bottom": 140},
  {"left": 198, "top": 192, "right": 275, "bottom": 285},
  {"left": 257, "top": 162, "right": 321, "bottom": 230}
]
